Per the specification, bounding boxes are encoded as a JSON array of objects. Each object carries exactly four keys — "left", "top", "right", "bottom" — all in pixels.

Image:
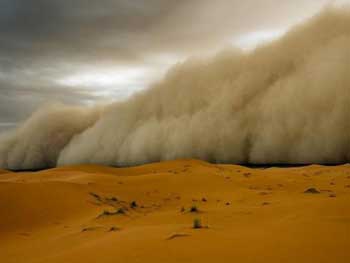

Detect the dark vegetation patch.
[
  {"left": 108, "top": 226, "right": 120, "bottom": 232},
  {"left": 97, "top": 208, "right": 127, "bottom": 218},
  {"left": 130, "top": 201, "right": 138, "bottom": 209},
  {"left": 189, "top": 205, "right": 199, "bottom": 213},
  {"left": 304, "top": 188, "right": 321, "bottom": 194},
  {"left": 193, "top": 218, "right": 202, "bottom": 229}
]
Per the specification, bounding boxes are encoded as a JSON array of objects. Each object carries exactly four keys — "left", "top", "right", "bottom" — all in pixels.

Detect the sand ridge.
[{"left": 1, "top": 159, "right": 350, "bottom": 263}]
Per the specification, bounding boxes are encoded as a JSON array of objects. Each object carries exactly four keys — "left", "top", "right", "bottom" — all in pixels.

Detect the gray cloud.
[
  {"left": 0, "top": 0, "right": 339, "bottom": 130},
  {"left": 0, "top": 0, "right": 333, "bottom": 63},
  {"left": 0, "top": 79, "right": 98, "bottom": 122}
]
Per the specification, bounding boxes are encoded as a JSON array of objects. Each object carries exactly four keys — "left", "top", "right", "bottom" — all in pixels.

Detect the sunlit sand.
[{"left": 1, "top": 160, "right": 350, "bottom": 263}]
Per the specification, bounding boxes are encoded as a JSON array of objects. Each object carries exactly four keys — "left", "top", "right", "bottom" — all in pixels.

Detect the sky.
[{"left": 0, "top": 0, "right": 347, "bottom": 132}]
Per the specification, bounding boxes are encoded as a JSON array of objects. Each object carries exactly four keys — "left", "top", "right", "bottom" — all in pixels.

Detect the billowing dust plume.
[{"left": 1, "top": 8, "right": 350, "bottom": 170}]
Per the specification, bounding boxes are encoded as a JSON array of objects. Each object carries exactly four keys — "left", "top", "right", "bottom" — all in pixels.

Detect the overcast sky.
[{"left": 0, "top": 0, "right": 346, "bottom": 132}]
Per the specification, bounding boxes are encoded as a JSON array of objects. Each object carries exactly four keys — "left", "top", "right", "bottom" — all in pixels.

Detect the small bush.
[
  {"left": 193, "top": 218, "right": 202, "bottom": 229},
  {"left": 102, "top": 210, "right": 114, "bottom": 216},
  {"left": 190, "top": 205, "right": 198, "bottom": 213},
  {"left": 108, "top": 226, "right": 120, "bottom": 232},
  {"left": 304, "top": 188, "right": 320, "bottom": 194},
  {"left": 116, "top": 208, "right": 125, "bottom": 214},
  {"left": 130, "top": 201, "right": 138, "bottom": 208},
  {"left": 97, "top": 208, "right": 125, "bottom": 218},
  {"left": 89, "top": 192, "right": 102, "bottom": 201}
]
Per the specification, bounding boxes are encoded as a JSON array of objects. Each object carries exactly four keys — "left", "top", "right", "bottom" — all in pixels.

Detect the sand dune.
[
  {"left": 0, "top": 169, "right": 11, "bottom": 174},
  {"left": 1, "top": 160, "right": 350, "bottom": 263}
]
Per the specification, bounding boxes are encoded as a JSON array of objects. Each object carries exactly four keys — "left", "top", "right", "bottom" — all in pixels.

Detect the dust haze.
[{"left": 1, "top": 7, "right": 350, "bottom": 170}]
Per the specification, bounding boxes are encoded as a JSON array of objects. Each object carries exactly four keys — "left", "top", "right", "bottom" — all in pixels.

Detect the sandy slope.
[
  {"left": 1, "top": 160, "right": 350, "bottom": 263},
  {"left": 0, "top": 169, "right": 11, "bottom": 174}
]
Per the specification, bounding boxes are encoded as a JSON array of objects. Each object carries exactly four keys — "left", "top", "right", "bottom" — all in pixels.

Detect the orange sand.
[
  {"left": 0, "top": 169, "right": 12, "bottom": 174},
  {"left": 1, "top": 160, "right": 350, "bottom": 263}
]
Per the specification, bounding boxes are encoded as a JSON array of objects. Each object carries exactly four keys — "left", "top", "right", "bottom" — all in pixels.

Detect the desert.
[
  {"left": 1, "top": 160, "right": 350, "bottom": 262},
  {"left": 1, "top": 2, "right": 350, "bottom": 262}
]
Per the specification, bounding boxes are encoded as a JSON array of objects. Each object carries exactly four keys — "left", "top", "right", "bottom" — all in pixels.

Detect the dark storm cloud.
[
  {"left": 0, "top": 0, "right": 182, "bottom": 64},
  {"left": 0, "top": 0, "right": 333, "bottom": 65},
  {"left": 0, "top": 0, "right": 336, "bottom": 130},
  {"left": 0, "top": 78, "right": 97, "bottom": 122}
]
